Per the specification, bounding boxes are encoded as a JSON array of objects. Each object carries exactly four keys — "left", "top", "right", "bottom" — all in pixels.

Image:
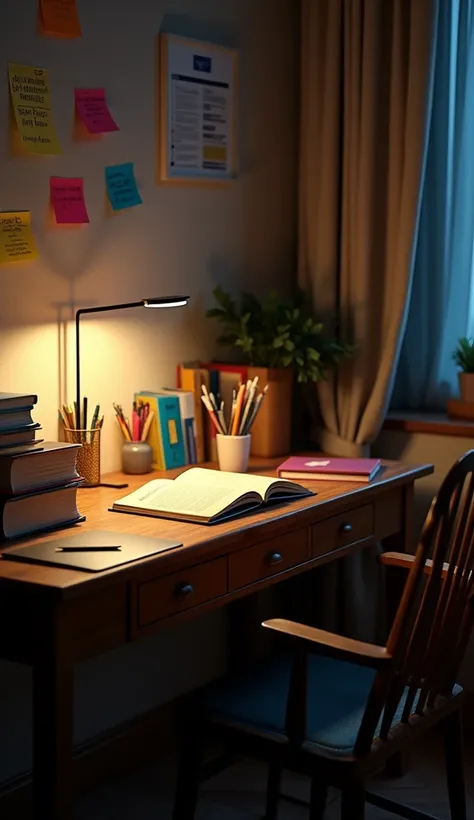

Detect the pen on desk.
[
  {"left": 83, "top": 396, "right": 88, "bottom": 430},
  {"left": 58, "top": 547, "right": 121, "bottom": 553}
]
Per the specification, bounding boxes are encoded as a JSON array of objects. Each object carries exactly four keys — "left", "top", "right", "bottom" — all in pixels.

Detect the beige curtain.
[
  {"left": 300, "top": 0, "right": 437, "bottom": 456},
  {"left": 299, "top": 0, "right": 437, "bottom": 638}
]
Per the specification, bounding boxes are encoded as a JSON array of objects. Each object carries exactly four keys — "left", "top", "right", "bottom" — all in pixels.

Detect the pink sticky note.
[
  {"left": 74, "top": 88, "right": 119, "bottom": 134},
  {"left": 50, "top": 177, "right": 90, "bottom": 224}
]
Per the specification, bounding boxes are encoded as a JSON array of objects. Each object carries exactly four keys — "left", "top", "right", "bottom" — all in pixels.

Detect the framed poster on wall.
[{"left": 158, "top": 34, "right": 238, "bottom": 185}]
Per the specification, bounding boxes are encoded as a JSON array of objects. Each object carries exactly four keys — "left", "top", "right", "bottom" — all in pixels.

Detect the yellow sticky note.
[
  {"left": 168, "top": 419, "right": 178, "bottom": 445},
  {"left": 0, "top": 212, "right": 38, "bottom": 264},
  {"left": 39, "top": 0, "right": 82, "bottom": 38},
  {"left": 8, "top": 63, "right": 61, "bottom": 154}
]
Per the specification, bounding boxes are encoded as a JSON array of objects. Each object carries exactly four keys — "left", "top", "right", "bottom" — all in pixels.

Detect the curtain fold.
[
  {"left": 392, "top": 0, "right": 474, "bottom": 409},
  {"left": 299, "top": 0, "right": 438, "bottom": 639}
]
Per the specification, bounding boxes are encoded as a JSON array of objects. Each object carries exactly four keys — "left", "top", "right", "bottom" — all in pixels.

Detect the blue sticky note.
[{"left": 105, "top": 162, "right": 142, "bottom": 211}]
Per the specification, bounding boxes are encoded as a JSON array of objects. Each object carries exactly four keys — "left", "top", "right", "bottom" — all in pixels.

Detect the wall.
[
  {"left": 373, "top": 429, "right": 474, "bottom": 692},
  {"left": 0, "top": 0, "right": 299, "bottom": 781}
]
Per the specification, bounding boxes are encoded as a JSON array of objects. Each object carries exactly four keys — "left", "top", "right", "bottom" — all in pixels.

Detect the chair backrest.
[{"left": 356, "top": 450, "right": 474, "bottom": 754}]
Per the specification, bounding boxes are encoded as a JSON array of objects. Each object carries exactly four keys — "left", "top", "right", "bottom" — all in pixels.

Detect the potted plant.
[
  {"left": 453, "top": 337, "right": 474, "bottom": 403},
  {"left": 206, "top": 286, "right": 352, "bottom": 456}
]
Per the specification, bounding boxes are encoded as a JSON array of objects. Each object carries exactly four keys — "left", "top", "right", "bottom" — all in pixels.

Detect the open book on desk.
[{"left": 110, "top": 467, "right": 314, "bottom": 525}]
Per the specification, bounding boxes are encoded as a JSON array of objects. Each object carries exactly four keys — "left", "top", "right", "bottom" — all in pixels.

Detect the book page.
[
  {"left": 115, "top": 473, "right": 259, "bottom": 520},
  {"left": 175, "top": 467, "right": 280, "bottom": 498},
  {"left": 112, "top": 479, "right": 173, "bottom": 509}
]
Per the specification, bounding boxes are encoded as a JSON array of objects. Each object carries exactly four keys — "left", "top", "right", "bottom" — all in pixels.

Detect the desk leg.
[
  {"left": 382, "top": 482, "right": 415, "bottom": 779},
  {"left": 33, "top": 601, "right": 74, "bottom": 820},
  {"left": 383, "top": 482, "right": 415, "bottom": 630}
]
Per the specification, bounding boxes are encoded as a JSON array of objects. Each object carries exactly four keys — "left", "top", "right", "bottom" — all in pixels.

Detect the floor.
[{"left": 76, "top": 735, "right": 474, "bottom": 819}]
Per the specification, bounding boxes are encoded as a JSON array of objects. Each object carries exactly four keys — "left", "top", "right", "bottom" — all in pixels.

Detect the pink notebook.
[{"left": 277, "top": 456, "right": 382, "bottom": 483}]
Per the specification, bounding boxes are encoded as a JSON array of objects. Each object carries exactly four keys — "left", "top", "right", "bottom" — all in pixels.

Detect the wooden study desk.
[{"left": 0, "top": 456, "right": 432, "bottom": 819}]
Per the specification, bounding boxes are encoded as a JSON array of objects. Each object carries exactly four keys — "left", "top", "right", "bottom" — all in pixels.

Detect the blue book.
[
  {"left": 138, "top": 393, "right": 186, "bottom": 469},
  {"left": 157, "top": 396, "right": 186, "bottom": 468}
]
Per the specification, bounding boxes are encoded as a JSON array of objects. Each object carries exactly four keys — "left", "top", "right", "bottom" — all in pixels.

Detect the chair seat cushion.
[
  {"left": 197, "top": 653, "right": 417, "bottom": 757},
  {"left": 198, "top": 654, "right": 377, "bottom": 756}
]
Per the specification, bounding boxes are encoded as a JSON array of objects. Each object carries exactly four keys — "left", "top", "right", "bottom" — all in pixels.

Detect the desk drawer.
[
  {"left": 229, "top": 528, "right": 310, "bottom": 591},
  {"left": 137, "top": 558, "right": 227, "bottom": 627},
  {"left": 312, "top": 504, "right": 374, "bottom": 557}
]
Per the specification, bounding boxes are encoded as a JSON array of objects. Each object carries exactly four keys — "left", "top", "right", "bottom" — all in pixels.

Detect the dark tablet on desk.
[{"left": 1, "top": 530, "right": 183, "bottom": 572}]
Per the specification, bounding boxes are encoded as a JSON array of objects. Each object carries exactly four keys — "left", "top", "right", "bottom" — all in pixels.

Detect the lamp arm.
[{"left": 75, "top": 302, "right": 143, "bottom": 428}]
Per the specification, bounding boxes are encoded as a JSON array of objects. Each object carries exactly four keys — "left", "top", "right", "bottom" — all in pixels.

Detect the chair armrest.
[
  {"left": 380, "top": 551, "right": 451, "bottom": 578},
  {"left": 262, "top": 618, "right": 392, "bottom": 670}
]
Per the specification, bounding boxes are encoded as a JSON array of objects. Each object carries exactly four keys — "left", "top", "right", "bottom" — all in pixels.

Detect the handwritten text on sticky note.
[
  {"left": 39, "top": 0, "right": 82, "bottom": 38},
  {"left": 105, "top": 163, "right": 142, "bottom": 211},
  {"left": 74, "top": 89, "right": 118, "bottom": 134},
  {"left": 0, "top": 212, "right": 38, "bottom": 264},
  {"left": 8, "top": 63, "right": 61, "bottom": 155},
  {"left": 50, "top": 178, "right": 89, "bottom": 224}
]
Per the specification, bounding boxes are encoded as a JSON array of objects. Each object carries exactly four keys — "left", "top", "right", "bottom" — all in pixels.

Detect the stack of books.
[
  {"left": 0, "top": 391, "right": 42, "bottom": 450},
  {"left": 0, "top": 393, "right": 84, "bottom": 541}
]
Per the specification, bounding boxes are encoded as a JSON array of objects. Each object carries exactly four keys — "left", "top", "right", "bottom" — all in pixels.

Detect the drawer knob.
[
  {"left": 175, "top": 582, "right": 194, "bottom": 598},
  {"left": 340, "top": 522, "right": 352, "bottom": 535},
  {"left": 266, "top": 551, "right": 283, "bottom": 566}
]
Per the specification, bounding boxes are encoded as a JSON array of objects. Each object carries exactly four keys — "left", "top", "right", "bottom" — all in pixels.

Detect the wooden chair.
[{"left": 172, "top": 451, "right": 474, "bottom": 820}]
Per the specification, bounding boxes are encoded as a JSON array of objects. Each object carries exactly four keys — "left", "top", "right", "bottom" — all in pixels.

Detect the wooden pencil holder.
[{"left": 64, "top": 427, "right": 101, "bottom": 486}]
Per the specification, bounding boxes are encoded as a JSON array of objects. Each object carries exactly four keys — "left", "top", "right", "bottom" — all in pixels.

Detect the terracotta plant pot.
[
  {"left": 458, "top": 372, "right": 474, "bottom": 403},
  {"left": 247, "top": 367, "right": 293, "bottom": 457}
]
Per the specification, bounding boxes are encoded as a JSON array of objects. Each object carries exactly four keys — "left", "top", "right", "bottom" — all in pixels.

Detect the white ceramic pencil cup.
[{"left": 216, "top": 434, "right": 251, "bottom": 473}]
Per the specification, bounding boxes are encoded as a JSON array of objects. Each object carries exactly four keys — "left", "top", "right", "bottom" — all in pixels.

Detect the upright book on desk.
[
  {"left": 110, "top": 467, "right": 314, "bottom": 524},
  {"left": 136, "top": 393, "right": 186, "bottom": 470}
]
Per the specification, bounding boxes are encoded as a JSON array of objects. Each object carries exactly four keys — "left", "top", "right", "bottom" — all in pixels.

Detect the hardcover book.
[
  {"left": 0, "top": 481, "right": 84, "bottom": 541},
  {"left": 0, "top": 393, "right": 37, "bottom": 412},
  {"left": 0, "top": 441, "right": 80, "bottom": 495},
  {"left": 111, "top": 467, "right": 313, "bottom": 525},
  {"left": 277, "top": 456, "right": 382, "bottom": 483}
]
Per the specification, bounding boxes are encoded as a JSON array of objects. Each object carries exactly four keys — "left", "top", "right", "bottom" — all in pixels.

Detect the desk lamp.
[{"left": 75, "top": 296, "right": 189, "bottom": 429}]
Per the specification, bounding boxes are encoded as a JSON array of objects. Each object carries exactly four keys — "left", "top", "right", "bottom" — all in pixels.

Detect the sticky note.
[
  {"left": 0, "top": 212, "right": 38, "bottom": 264},
  {"left": 74, "top": 89, "right": 119, "bottom": 134},
  {"left": 105, "top": 163, "right": 142, "bottom": 211},
  {"left": 39, "top": 0, "right": 82, "bottom": 38},
  {"left": 8, "top": 63, "right": 61, "bottom": 155},
  {"left": 50, "top": 178, "right": 89, "bottom": 224}
]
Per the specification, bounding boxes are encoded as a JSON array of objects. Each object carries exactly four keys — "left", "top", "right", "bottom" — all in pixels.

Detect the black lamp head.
[{"left": 142, "top": 296, "right": 189, "bottom": 308}]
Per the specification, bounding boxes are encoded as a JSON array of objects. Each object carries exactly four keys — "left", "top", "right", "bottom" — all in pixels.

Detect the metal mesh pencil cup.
[{"left": 64, "top": 427, "right": 101, "bottom": 487}]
